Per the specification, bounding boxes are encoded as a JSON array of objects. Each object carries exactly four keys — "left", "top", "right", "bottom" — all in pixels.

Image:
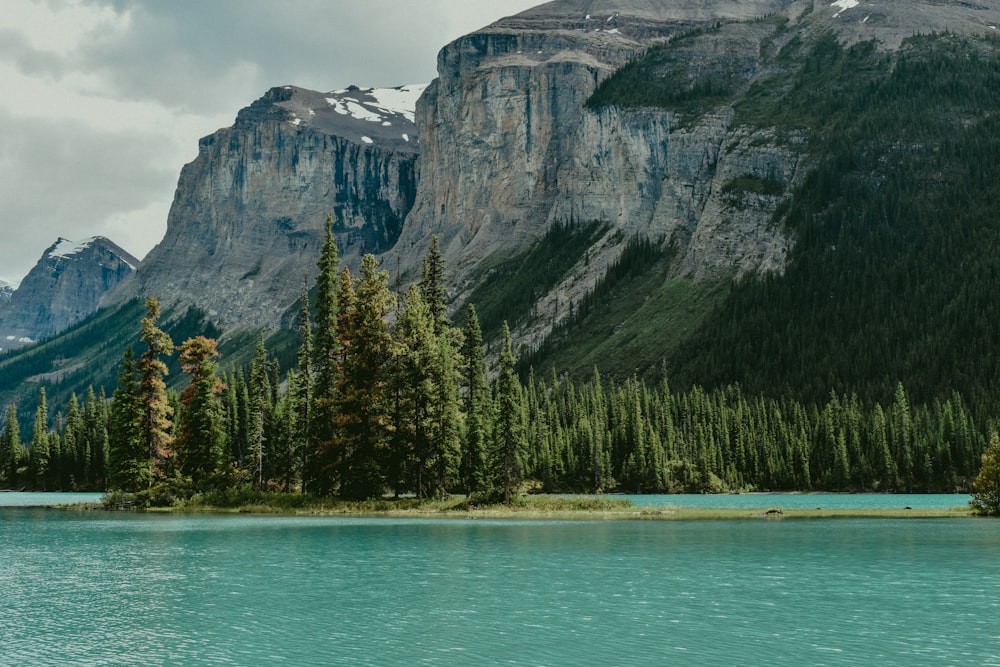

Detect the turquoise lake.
[{"left": 2, "top": 506, "right": 999, "bottom": 665}]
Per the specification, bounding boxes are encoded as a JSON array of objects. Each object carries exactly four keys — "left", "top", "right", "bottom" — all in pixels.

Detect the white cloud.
[{"left": 3, "top": 0, "right": 129, "bottom": 57}]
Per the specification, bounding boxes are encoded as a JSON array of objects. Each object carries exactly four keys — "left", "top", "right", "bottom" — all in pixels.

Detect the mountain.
[
  {"left": 107, "top": 0, "right": 1000, "bottom": 347},
  {"left": 0, "top": 280, "right": 13, "bottom": 303},
  {"left": 396, "top": 0, "right": 1000, "bottom": 352},
  {"left": 6, "top": 0, "right": 1000, "bottom": 426},
  {"left": 105, "top": 84, "right": 423, "bottom": 330},
  {"left": 0, "top": 237, "right": 137, "bottom": 352}
]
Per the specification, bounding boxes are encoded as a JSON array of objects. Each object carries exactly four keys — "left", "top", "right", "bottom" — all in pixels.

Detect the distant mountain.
[
  {"left": 0, "top": 280, "right": 13, "bottom": 304},
  {"left": 105, "top": 84, "right": 423, "bottom": 330},
  {"left": 0, "top": 237, "right": 138, "bottom": 351}
]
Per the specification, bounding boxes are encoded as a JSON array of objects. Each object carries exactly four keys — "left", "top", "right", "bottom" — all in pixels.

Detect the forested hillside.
[
  {"left": 538, "top": 30, "right": 1000, "bottom": 416},
  {"left": 0, "top": 228, "right": 989, "bottom": 498}
]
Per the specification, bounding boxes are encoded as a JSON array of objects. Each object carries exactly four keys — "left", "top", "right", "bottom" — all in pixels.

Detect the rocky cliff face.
[
  {"left": 107, "top": 84, "right": 423, "bottom": 329},
  {"left": 392, "top": 0, "right": 1000, "bottom": 347},
  {"left": 0, "top": 237, "right": 138, "bottom": 351},
  {"left": 393, "top": 0, "right": 797, "bottom": 289}
]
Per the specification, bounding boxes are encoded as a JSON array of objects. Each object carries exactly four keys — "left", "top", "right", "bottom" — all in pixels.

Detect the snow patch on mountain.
[
  {"left": 49, "top": 236, "right": 99, "bottom": 259},
  {"left": 831, "top": 0, "right": 859, "bottom": 18},
  {"left": 271, "top": 84, "right": 423, "bottom": 151},
  {"left": 325, "top": 84, "right": 426, "bottom": 125},
  {"left": 46, "top": 236, "right": 138, "bottom": 270}
]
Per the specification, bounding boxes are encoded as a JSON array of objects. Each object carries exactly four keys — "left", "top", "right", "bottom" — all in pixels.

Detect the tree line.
[{"left": 0, "top": 218, "right": 993, "bottom": 500}]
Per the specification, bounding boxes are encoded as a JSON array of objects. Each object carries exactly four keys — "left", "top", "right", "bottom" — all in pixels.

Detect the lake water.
[{"left": 2, "top": 509, "right": 999, "bottom": 665}]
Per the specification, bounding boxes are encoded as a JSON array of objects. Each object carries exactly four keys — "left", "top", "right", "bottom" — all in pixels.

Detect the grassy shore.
[{"left": 96, "top": 491, "right": 979, "bottom": 520}]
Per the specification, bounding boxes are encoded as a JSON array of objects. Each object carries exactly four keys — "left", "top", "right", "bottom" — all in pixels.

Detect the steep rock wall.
[
  {"left": 393, "top": 0, "right": 798, "bottom": 299},
  {"left": 108, "top": 86, "right": 419, "bottom": 329},
  {"left": 394, "top": 0, "right": 1000, "bottom": 345}
]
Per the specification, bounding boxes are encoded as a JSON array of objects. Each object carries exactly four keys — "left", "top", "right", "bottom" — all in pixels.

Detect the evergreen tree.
[
  {"left": 419, "top": 235, "right": 449, "bottom": 334},
  {"left": 461, "top": 305, "right": 490, "bottom": 493},
  {"left": 392, "top": 285, "right": 435, "bottom": 496},
  {"left": 176, "top": 336, "right": 226, "bottom": 490},
  {"left": 335, "top": 255, "right": 395, "bottom": 499},
  {"left": 85, "top": 386, "right": 110, "bottom": 490},
  {"left": 493, "top": 322, "right": 526, "bottom": 504},
  {"left": 137, "top": 297, "right": 175, "bottom": 482},
  {"left": 269, "top": 379, "right": 296, "bottom": 491},
  {"left": 246, "top": 334, "right": 270, "bottom": 488},
  {"left": 64, "top": 393, "right": 85, "bottom": 489},
  {"left": 109, "top": 346, "right": 147, "bottom": 491},
  {"left": 1, "top": 403, "right": 23, "bottom": 487},
  {"left": 291, "top": 279, "right": 313, "bottom": 492},
  {"left": 430, "top": 327, "right": 463, "bottom": 496},
  {"left": 30, "top": 388, "right": 50, "bottom": 490},
  {"left": 971, "top": 432, "right": 1000, "bottom": 516},
  {"left": 309, "top": 215, "right": 341, "bottom": 493},
  {"left": 311, "top": 266, "right": 354, "bottom": 494}
]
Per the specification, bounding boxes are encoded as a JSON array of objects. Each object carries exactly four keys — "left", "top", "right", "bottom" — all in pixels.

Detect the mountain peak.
[
  {"left": 0, "top": 236, "right": 139, "bottom": 349},
  {"left": 42, "top": 236, "right": 139, "bottom": 270},
  {"left": 232, "top": 83, "right": 425, "bottom": 154}
]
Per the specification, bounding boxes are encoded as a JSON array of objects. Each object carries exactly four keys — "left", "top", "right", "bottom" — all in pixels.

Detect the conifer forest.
[{"left": 0, "top": 220, "right": 990, "bottom": 502}]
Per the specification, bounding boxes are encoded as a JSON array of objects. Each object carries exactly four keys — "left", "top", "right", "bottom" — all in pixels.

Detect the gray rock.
[
  {"left": 0, "top": 237, "right": 138, "bottom": 350},
  {"left": 392, "top": 0, "right": 1000, "bottom": 347},
  {"left": 106, "top": 84, "right": 422, "bottom": 330}
]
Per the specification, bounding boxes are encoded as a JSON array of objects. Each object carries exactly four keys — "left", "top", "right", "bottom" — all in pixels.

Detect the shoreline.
[{"left": 43, "top": 500, "right": 979, "bottom": 521}]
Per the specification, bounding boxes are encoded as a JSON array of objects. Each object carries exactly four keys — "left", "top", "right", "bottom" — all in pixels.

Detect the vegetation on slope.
[
  {"left": 2, "top": 237, "right": 992, "bottom": 499},
  {"left": 578, "top": 29, "right": 1000, "bottom": 419},
  {"left": 458, "top": 219, "right": 607, "bottom": 339},
  {"left": 519, "top": 237, "right": 728, "bottom": 381},
  {"left": 0, "top": 299, "right": 224, "bottom": 436},
  {"left": 672, "top": 32, "right": 1000, "bottom": 411}
]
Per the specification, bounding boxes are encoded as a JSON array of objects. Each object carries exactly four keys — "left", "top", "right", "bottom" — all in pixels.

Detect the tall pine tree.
[
  {"left": 461, "top": 305, "right": 490, "bottom": 493},
  {"left": 335, "top": 255, "right": 395, "bottom": 500},
  {"left": 309, "top": 216, "right": 341, "bottom": 494},
  {"left": 291, "top": 278, "right": 313, "bottom": 492},
  {"left": 177, "top": 336, "right": 226, "bottom": 490},
  {"left": 419, "top": 235, "right": 449, "bottom": 335},
  {"left": 109, "top": 346, "right": 147, "bottom": 491},
  {"left": 493, "top": 322, "right": 526, "bottom": 504},
  {"left": 30, "top": 388, "right": 50, "bottom": 490},
  {"left": 246, "top": 334, "right": 271, "bottom": 488},
  {"left": 137, "top": 297, "right": 175, "bottom": 483},
  {"left": 1, "top": 403, "right": 24, "bottom": 488}
]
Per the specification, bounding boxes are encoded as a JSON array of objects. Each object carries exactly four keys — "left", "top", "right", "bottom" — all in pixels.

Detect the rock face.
[
  {"left": 0, "top": 237, "right": 138, "bottom": 351},
  {"left": 107, "top": 84, "right": 423, "bottom": 329},
  {"left": 390, "top": 0, "right": 1000, "bottom": 343},
  {"left": 392, "top": 0, "right": 798, "bottom": 285},
  {"left": 0, "top": 280, "right": 13, "bottom": 304}
]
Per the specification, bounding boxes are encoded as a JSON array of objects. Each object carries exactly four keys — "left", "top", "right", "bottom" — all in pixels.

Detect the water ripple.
[{"left": 3, "top": 513, "right": 1000, "bottom": 664}]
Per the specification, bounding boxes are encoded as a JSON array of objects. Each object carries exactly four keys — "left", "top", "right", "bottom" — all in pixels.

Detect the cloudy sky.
[{"left": 0, "top": 0, "right": 541, "bottom": 285}]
